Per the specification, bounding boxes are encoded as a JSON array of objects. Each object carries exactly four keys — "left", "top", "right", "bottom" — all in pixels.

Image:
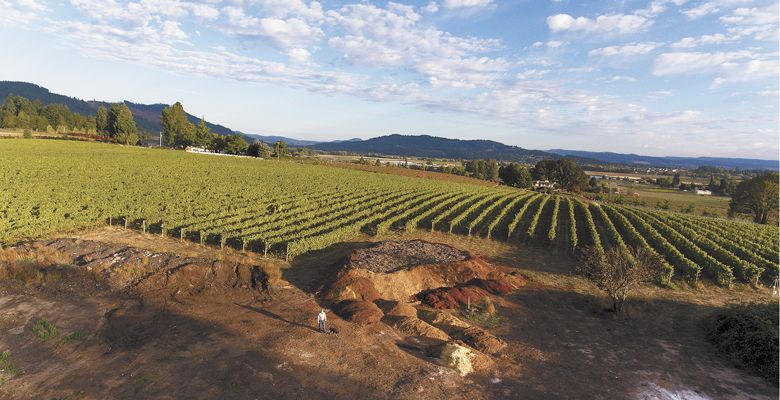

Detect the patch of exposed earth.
[{"left": 0, "top": 233, "right": 776, "bottom": 400}]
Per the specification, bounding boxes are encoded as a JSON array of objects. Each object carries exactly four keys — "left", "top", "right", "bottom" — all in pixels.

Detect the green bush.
[
  {"left": 707, "top": 301, "right": 778, "bottom": 382},
  {"left": 31, "top": 318, "right": 58, "bottom": 341},
  {"left": 22, "top": 129, "right": 32, "bottom": 139}
]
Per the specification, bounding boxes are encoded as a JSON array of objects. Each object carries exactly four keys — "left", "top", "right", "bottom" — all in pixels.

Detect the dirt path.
[{"left": 0, "top": 228, "right": 776, "bottom": 399}]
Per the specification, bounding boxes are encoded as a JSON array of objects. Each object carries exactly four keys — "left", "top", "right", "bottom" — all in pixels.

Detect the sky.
[{"left": 1, "top": 0, "right": 778, "bottom": 159}]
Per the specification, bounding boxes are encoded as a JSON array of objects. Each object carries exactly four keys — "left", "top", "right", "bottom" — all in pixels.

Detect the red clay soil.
[
  {"left": 323, "top": 241, "right": 524, "bottom": 302},
  {"left": 332, "top": 300, "right": 384, "bottom": 325},
  {"left": 415, "top": 279, "right": 515, "bottom": 310}
]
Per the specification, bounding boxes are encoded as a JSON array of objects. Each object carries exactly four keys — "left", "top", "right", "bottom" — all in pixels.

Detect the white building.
[{"left": 533, "top": 180, "right": 555, "bottom": 189}]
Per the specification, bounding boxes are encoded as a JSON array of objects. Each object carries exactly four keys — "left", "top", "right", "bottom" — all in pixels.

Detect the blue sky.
[{"left": 1, "top": 0, "right": 778, "bottom": 159}]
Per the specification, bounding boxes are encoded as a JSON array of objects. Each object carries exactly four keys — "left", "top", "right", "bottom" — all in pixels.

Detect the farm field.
[
  {"left": 590, "top": 184, "right": 732, "bottom": 216},
  {"left": 1, "top": 140, "right": 777, "bottom": 287}
]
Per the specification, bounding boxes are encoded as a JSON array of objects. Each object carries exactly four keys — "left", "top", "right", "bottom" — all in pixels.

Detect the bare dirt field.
[{"left": 0, "top": 227, "right": 776, "bottom": 399}]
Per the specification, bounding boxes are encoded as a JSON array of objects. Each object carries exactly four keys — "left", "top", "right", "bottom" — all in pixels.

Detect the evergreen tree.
[
  {"left": 108, "top": 103, "right": 138, "bottom": 145},
  {"left": 161, "top": 102, "right": 195, "bottom": 147},
  {"left": 194, "top": 116, "right": 213, "bottom": 147},
  {"left": 96, "top": 106, "right": 108, "bottom": 133},
  {"left": 274, "top": 140, "right": 287, "bottom": 160}
]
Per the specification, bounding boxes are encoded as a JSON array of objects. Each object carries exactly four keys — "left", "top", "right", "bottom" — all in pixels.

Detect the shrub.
[
  {"left": 22, "top": 129, "right": 32, "bottom": 139},
  {"left": 707, "top": 301, "right": 778, "bottom": 383},
  {"left": 576, "top": 246, "right": 662, "bottom": 313},
  {"left": 31, "top": 318, "right": 58, "bottom": 341}
]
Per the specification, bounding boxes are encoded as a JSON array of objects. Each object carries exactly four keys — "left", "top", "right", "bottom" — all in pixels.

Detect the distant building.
[
  {"left": 695, "top": 189, "right": 712, "bottom": 196},
  {"left": 533, "top": 180, "right": 555, "bottom": 189},
  {"left": 186, "top": 146, "right": 209, "bottom": 153}
]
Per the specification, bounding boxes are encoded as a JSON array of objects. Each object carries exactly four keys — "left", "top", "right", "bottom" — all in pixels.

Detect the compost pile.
[{"left": 345, "top": 240, "right": 469, "bottom": 273}]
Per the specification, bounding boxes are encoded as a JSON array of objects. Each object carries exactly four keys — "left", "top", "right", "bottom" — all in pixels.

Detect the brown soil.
[
  {"left": 345, "top": 240, "right": 468, "bottom": 273},
  {"left": 0, "top": 227, "right": 777, "bottom": 399},
  {"left": 415, "top": 278, "right": 516, "bottom": 309},
  {"left": 332, "top": 300, "right": 384, "bottom": 325},
  {"left": 323, "top": 241, "right": 523, "bottom": 302}
]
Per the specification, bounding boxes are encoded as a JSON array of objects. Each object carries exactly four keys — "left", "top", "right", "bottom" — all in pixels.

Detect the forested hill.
[
  {"left": 312, "top": 134, "right": 556, "bottom": 161},
  {"left": 548, "top": 149, "right": 779, "bottom": 171},
  {"left": 0, "top": 81, "right": 236, "bottom": 135}
]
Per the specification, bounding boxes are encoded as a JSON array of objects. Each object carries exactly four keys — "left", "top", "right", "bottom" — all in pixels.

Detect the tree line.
[
  {"left": 160, "top": 101, "right": 295, "bottom": 158},
  {"left": 1, "top": 94, "right": 141, "bottom": 145},
  {"left": 431, "top": 158, "right": 588, "bottom": 192}
]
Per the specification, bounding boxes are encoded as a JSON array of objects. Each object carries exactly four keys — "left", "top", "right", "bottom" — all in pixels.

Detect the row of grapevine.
[
  {"left": 613, "top": 207, "right": 701, "bottom": 283},
  {"left": 547, "top": 196, "right": 561, "bottom": 243},
  {"left": 589, "top": 203, "right": 628, "bottom": 252},
  {"left": 575, "top": 198, "right": 603, "bottom": 254},
  {"left": 631, "top": 209, "right": 733, "bottom": 286},
  {"left": 602, "top": 204, "right": 674, "bottom": 285},
  {"left": 670, "top": 214, "right": 778, "bottom": 278},
  {"left": 484, "top": 191, "right": 535, "bottom": 239},
  {"left": 526, "top": 195, "right": 551, "bottom": 239},
  {"left": 376, "top": 191, "right": 454, "bottom": 236},
  {"left": 653, "top": 213, "right": 763, "bottom": 284},
  {"left": 506, "top": 193, "right": 543, "bottom": 239},
  {"left": 404, "top": 192, "right": 476, "bottom": 233},
  {"left": 566, "top": 198, "right": 577, "bottom": 253},
  {"left": 466, "top": 192, "right": 522, "bottom": 236}
]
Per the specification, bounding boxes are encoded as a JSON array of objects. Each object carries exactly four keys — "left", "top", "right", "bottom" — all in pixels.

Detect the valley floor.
[{"left": 0, "top": 227, "right": 775, "bottom": 399}]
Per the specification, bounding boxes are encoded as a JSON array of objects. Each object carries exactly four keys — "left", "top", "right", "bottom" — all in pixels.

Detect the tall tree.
[
  {"left": 194, "top": 116, "right": 213, "bottom": 147},
  {"left": 274, "top": 140, "right": 287, "bottom": 160},
  {"left": 108, "top": 103, "right": 138, "bottom": 145},
  {"left": 96, "top": 106, "right": 108, "bottom": 134},
  {"left": 161, "top": 102, "right": 194, "bottom": 147},
  {"left": 498, "top": 163, "right": 532, "bottom": 188},
  {"left": 729, "top": 173, "right": 779, "bottom": 224}
]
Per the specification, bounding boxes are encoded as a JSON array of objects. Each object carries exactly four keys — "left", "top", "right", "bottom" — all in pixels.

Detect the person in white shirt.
[{"left": 317, "top": 309, "right": 327, "bottom": 333}]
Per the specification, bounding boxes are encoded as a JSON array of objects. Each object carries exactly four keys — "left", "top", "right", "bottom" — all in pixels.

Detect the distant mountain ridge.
[
  {"left": 312, "top": 134, "right": 555, "bottom": 162},
  {"left": 244, "top": 134, "right": 320, "bottom": 146},
  {"left": 548, "top": 149, "right": 779, "bottom": 171},
  {"left": 0, "top": 81, "right": 236, "bottom": 135}
]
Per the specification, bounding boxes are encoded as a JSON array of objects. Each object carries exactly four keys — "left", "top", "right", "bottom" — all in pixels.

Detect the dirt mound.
[
  {"left": 6, "top": 238, "right": 277, "bottom": 300},
  {"left": 345, "top": 240, "right": 468, "bottom": 273},
  {"left": 426, "top": 341, "right": 493, "bottom": 376},
  {"left": 418, "top": 309, "right": 506, "bottom": 355},
  {"left": 332, "top": 300, "right": 384, "bottom": 325},
  {"left": 384, "top": 316, "right": 450, "bottom": 341},
  {"left": 387, "top": 301, "right": 418, "bottom": 318},
  {"left": 323, "top": 241, "right": 523, "bottom": 302},
  {"left": 322, "top": 275, "right": 380, "bottom": 302},
  {"left": 415, "top": 279, "right": 515, "bottom": 309}
]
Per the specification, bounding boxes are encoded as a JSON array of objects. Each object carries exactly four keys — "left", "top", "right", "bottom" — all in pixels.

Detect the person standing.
[{"left": 317, "top": 309, "right": 327, "bottom": 333}]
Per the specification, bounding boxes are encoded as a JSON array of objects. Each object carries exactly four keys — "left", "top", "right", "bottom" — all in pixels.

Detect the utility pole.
[{"left": 159, "top": 131, "right": 162, "bottom": 147}]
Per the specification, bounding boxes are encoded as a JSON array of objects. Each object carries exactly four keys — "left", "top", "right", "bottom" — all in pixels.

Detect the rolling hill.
[
  {"left": 0, "top": 81, "right": 236, "bottom": 135},
  {"left": 548, "top": 149, "right": 779, "bottom": 171},
  {"left": 312, "top": 134, "right": 555, "bottom": 162}
]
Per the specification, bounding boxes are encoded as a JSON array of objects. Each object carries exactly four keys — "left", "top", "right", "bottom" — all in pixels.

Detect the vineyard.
[{"left": 1, "top": 140, "right": 778, "bottom": 287}]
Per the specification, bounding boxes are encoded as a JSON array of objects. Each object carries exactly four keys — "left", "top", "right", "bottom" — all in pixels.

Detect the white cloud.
[
  {"left": 188, "top": 3, "right": 219, "bottom": 20},
  {"left": 681, "top": 0, "right": 760, "bottom": 19},
  {"left": 547, "top": 13, "right": 653, "bottom": 34},
  {"left": 653, "top": 50, "right": 753, "bottom": 75},
  {"left": 607, "top": 75, "right": 637, "bottom": 82},
  {"left": 16, "top": 0, "right": 46, "bottom": 11},
  {"left": 161, "top": 20, "right": 187, "bottom": 40},
  {"left": 221, "top": 6, "right": 324, "bottom": 50},
  {"left": 589, "top": 42, "right": 660, "bottom": 57},
  {"left": 653, "top": 50, "right": 778, "bottom": 87},
  {"left": 670, "top": 33, "right": 737, "bottom": 48},
  {"left": 326, "top": 2, "right": 505, "bottom": 88},
  {"left": 721, "top": 4, "right": 779, "bottom": 41},
  {"left": 423, "top": 1, "right": 439, "bottom": 13},
  {"left": 442, "top": 0, "right": 494, "bottom": 9}
]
